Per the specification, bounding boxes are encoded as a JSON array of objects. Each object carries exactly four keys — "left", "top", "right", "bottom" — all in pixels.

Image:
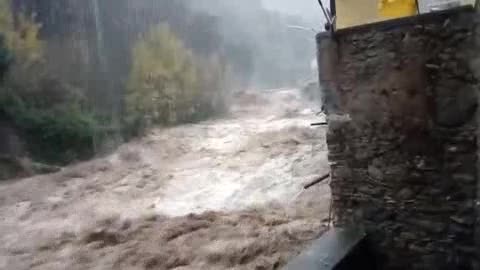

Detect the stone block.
[{"left": 434, "top": 81, "right": 477, "bottom": 128}]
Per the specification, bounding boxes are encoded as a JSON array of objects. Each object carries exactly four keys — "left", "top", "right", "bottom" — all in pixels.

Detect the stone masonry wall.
[{"left": 317, "top": 8, "right": 480, "bottom": 270}]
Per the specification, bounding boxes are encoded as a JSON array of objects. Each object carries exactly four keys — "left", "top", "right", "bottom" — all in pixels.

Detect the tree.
[
  {"left": 0, "top": 0, "right": 43, "bottom": 67},
  {"left": 126, "top": 24, "right": 198, "bottom": 125}
]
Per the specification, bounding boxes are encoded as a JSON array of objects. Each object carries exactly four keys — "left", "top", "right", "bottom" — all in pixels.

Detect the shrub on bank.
[
  {"left": 126, "top": 23, "right": 227, "bottom": 127},
  {"left": 0, "top": 1, "right": 228, "bottom": 167}
]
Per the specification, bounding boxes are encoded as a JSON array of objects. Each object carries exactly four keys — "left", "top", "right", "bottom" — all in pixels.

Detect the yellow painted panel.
[
  {"left": 336, "top": 0, "right": 418, "bottom": 29},
  {"left": 379, "top": 0, "right": 417, "bottom": 18},
  {"left": 336, "top": 0, "right": 380, "bottom": 29},
  {"left": 336, "top": 0, "right": 477, "bottom": 29}
]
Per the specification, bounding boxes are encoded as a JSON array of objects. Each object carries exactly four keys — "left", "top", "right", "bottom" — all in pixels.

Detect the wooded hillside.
[{"left": 0, "top": 0, "right": 315, "bottom": 172}]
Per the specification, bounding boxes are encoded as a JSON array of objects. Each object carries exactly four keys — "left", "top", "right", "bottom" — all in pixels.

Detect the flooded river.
[{"left": 0, "top": 89, "right": 331, "bottom": 270}]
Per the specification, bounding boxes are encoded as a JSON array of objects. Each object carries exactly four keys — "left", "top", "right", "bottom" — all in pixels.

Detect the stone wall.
[{"left": 317, "top": 8, "right": 480, "bottom": 270}]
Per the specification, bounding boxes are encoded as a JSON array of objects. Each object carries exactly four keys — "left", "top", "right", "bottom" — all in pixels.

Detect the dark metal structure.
[{"left": 283, "top": 227, "right": 377, "bottom": 270}]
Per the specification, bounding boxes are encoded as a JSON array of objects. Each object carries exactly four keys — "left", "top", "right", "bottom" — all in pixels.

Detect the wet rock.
[
  {"left": 434, "top": 82, "right": 477, "bottom": 128},
  {"left": 368, "top": 165, "right": 383, "bottom": 179},
  {"left": 399, "top": 232, "right": 417, "bottom": 240},
  {"left": 450, "top": 216, "right": 474, "bottom": 226},
  {"left": 397, "top": 188, "right": 415, "bottom": 200},
  {"left": 452, "top": 174, "right": 475, "bottom": 183},
  {"left": 334, "top": 166, "right": 352, "bottom": 178},
  {"left": 409, "top": 219, "right": 446, "bottom": 234}
]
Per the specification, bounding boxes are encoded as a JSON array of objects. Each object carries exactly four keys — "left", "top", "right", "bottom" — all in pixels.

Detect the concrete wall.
[{"left": 317, "top": 8, "right": 480, "bottom": 270}]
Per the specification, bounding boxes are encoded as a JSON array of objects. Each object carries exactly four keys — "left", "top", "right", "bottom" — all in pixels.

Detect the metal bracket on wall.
[{"left": 317, "top": 0, "right": 336, "bottom": 33}]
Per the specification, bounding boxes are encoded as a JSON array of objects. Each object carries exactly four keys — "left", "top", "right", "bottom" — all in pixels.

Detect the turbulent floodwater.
[{"left": 0, "top": 89, "right": 330, "bottom": 270}]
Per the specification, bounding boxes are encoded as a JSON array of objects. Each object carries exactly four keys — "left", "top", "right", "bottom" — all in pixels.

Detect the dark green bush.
[
  {"left": 0, "top": 34, "right": 11, "bottom": 80},
  {"left": 0, "top": 91, "right": 97, "bottom": 164}
]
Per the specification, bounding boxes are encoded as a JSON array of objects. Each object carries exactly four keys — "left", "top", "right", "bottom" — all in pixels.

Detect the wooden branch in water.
[
  {"left": 304, "top": 173, "right": 330, "bottom": 190},
  {"left": 310, "top": 122, "right": 328, "bottom": 126}
]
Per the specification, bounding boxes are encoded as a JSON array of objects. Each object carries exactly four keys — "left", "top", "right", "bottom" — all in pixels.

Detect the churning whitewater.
[{"left": 0, "top": 89, "right": 331, "bottom": 270}]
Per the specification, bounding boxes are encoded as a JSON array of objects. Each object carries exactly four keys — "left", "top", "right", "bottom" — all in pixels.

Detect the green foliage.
[
  {"left": 0, "top": 88, "right": 97, "bottom": 164},
  {"left": 126, "top": 24, "right": 223, "bottom": 125},
  {"left": 0, "top": 0, "right": 43, "bottom": 68},
  {"left": 0, "top": 1, "right": 97, "bottom": 164},
  {"left": 128, "top": 24, "right": 198, "bottom": 124},
  {"left": 0, "top": 2, "right": 230, "bottom": 167},
  {"left": 0, "top": 0, "right": 13, "bottom": 35}
]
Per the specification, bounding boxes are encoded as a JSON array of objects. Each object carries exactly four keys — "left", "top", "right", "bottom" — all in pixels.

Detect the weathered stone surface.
[
  {"left": 451, "top": 216, "right": 475, "bottom": 226},
  {"left": 317, "top": 8, "right": 479, "bottom": 270},
  {"left": 409, "top": 219, "right": 447, "bottom": 234},
  {"left": 367, "top": 165, "right": 383, "bottom": 180},
  {"left": 397, "top": 188, "right": 415, "bottom": 200},
  {"left": 434, "top": 81, "right": 478, "bottom": 127}
]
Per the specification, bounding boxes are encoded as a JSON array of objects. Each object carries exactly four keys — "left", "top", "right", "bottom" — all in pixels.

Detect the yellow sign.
[
  {"left": 335, "top": 0, "right": 418, "bottom": 29},
  {"left": 378, "top": 0, "right": 417, "bottom": 18}
]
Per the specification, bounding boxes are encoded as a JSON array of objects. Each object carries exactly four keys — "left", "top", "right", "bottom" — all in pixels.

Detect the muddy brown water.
[{"left": 0, "top": 89, "right": 330, "bottom": 270}]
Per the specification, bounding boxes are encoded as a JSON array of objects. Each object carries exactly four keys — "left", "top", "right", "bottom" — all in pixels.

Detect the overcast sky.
[{"left": 262, "top": 0, "right": 327, "bottom": 27}]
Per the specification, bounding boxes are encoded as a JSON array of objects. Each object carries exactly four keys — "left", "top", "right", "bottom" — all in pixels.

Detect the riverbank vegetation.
[{"left": 0, "top": 0, "right": 315, "bottom": 173}]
